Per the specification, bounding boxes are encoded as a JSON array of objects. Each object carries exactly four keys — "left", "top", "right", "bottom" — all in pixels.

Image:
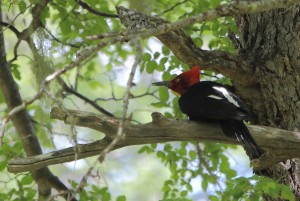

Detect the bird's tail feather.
[{"left": 220, "top": 120, "right": 263, "bottom": 157}]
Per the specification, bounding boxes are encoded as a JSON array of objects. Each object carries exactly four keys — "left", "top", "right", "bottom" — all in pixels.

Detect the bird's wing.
[{"left": 179, "top": 81, "right": 249, "bottom": 121}]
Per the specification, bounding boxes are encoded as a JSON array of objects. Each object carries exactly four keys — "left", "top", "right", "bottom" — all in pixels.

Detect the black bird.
[{"left": 153, "top": 65, "right": 263, "bottom": 157}]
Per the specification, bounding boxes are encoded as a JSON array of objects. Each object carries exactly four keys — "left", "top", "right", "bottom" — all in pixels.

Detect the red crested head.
[
  {"left": 153, "top": 65, "right": 200, "bottom": 95},
  {"left": 169, "top": 65, "right": 200, "bottom": 94}
]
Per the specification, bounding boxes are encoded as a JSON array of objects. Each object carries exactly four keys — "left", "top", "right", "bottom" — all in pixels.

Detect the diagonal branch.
[
  {"left": 7, "top": 107, "right": 300, "bottom": 173},
  {"left": 116, "top": 0, "right": 300, "bottom": 86},
  {"left": 77, "top": 0, "right": 119, "bottom": 18},
  {"left": 61, "top": 80, "right": 115, "bottom": 117},
  {"left": 0, "top": 1, "right": 76, "bottom": 200},
  {"left": 157, "top": 0, "right": 190, "bottom": 16}
]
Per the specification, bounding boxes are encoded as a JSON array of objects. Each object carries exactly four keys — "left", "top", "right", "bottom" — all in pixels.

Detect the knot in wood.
[
  {"left": 116, "top": 6, "right": 153, "bottom": 30},
  {"left": 151, "top": 112, "right": 169, "bottom": 125}
]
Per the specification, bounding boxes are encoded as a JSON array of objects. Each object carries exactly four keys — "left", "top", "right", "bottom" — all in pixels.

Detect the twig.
[
  {"left": 107, "top": 38, "right": 142, "bottom": 160},
  {"left": 1, "top": 36, "right": 126, "bottom": 137},
  {"left": 157, "top": 0, "right": 190, "bottom": 16},
  {"left": 62, "top": 81, "right": 114, "bottom": 117},
  {"left": 43, "top": 26, "right": 81, "bottom": 48},
  {"left": 0, "top": 21, "right": 20, "bottom": 36},
  {"left": 75, "top": 39, "right": 142, "bottom": 196},
  {"left": 4, "top": 0, "right": 298, "bottom": 142},
  {"left": 0, "top": 117, "right": 9, "bottom": 145},
  {"left": 77, "top": 0, "right": 119, "bottom": 18},
  {"left": 196, "top": 143, "right": 223, "bottom": 190},
  {"left": 9, "top": 39, "right": 21, "bottom": 63},
  {"left": 94, "top": 90, "right": 159, "bottom": 102}
]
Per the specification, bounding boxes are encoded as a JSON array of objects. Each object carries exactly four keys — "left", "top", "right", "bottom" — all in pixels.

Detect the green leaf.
[
  {"left": 167, "top": 152, "right": 177, "bottom": 161},
  {"left": 25, "top": 188, "right": 36, "bottom": 199},
  {"left": 138, "top": 145, "right": 152, "bottom": 154},
  {"left": 154, "top": 52, "right": 160, "bottom": 59},
  {"left": 186, "top": 183, "right": 193, "bottom": 192},
  {"left": 159, "top": 87, "right": 169, "bottom": 102},
  {"left": 116, "top": 195, "right": 126, "bottom": 201},
  {"left": 164, "top": 143, "right": 172, "bottom": 151},
  {"left": 180, "top": 190, "right": 188, "bottom": 197},
  {"left": 178, "top": 147, "right": 187, "bottom": 156},
  {"left": 60, "top": 19, "right": 72, "bottom": 33},
  {"left": 195, "top": 38, "right": 203, "bottom": 47},
  {"left": 150, "top": 143, "right": 157, "bottom": 149},
  {"left": 162, "top": 46, "right": 170, "bottom": 55},
  {"left": 18, "top": 1, "right": 27, "bottom": 13},
  {"left": 21, "top": 175, "right": 33, "bottom": 185},
  {"left": 162, "top": 71, "right": 172, "bottom": 80},
  {"left": 227, "top": 169, "right": 237, "bottom": 179},
  {"left": 99, "top": 187, "right": 111, "bottom": 201},
  {"left": 151, "top": 102, "right": 169, "bottom": 108},
  {"left": 142, "top": 53, "right": 151, "bottom": 61},
  {"left": 160, "top": 57, "right": 168, "bottom": 65},
  {"left": 0, "top": 161, "right": 7, "bottom": 171},
  {"left": 156, "top": 61, "right": 166, "bottom": 71},
  {"left": 11, "top": 64, "right": 21, "bottom": 80},
  {"left": 188, "top": 150, "right": 197, "bottom": 160},
  {"left": 146, "top": 61, "right": 157, "bottom": 74},
  {"left": 40, "top": 6, "right": 50, "bottom": 25},
  {"left": 157, "top": 151, "right": 165, "bottom": 158},
  {"left": 202, "top": 179, "right": 208, "bottom": 191},
  {"left": 209, "top": 195, "right": 219, "bottom": 201}
]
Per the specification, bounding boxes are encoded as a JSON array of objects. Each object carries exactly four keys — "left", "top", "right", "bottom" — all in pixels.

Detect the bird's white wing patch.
[
  {"left": 208, "top": 95, "right": 223, "bottom": 100},
  {"left": 212, "top": 86, "right": 240, "bottom": 107}
]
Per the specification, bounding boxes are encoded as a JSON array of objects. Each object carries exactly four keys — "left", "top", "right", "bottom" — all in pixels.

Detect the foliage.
[
  {"left": 214, "top": 175, "right": 295, "bottom": 201},
  {"left": 68, "top": 180, "right": 126, "bottom": 201},
  {"left": 0, "top": 0, "right": 294, "bottom": 200}
]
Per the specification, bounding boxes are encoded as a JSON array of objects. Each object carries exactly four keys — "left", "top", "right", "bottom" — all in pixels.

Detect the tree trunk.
[{"left": 236, "top": 5, "right": 300, "bottom": 200}]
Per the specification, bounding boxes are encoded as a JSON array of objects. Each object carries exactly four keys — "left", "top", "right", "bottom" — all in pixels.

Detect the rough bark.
[
  {"left": 2, "top": 1, "right": 300, "bottom": 199},
  {"left": 117, "top": 4, "right": 300, "bottom": 200},
  {"left": 237, "top": 5, "right": 300, "bottom": 200},
  {"left": 7, "top": 107, "right": 300, "bottom": 173},
  {"left": 0, "top": 2, "right": 75, "bottom": 200}
]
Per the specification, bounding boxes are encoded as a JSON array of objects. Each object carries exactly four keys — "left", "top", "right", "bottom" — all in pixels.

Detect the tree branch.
[
  {"left": 0, "top": 21, "right": 20, "bottom": 36},
  {"left": 77, "top": 0, "right": 119, "bottom": 18},
  {"left": 7, "top": 107, "right": 300, "bottom": 173},
  {"left": 157, "top": 0, "right": 190, "bottom": 16},
  {"left": 0, "top": 1, "right": 76, "bottom": 200},
  {"left": 116, "top": 0, "right": 300, "bottom": 86},
  {"left": 61, "top": 80, "right": 115, "bottom": 117}
]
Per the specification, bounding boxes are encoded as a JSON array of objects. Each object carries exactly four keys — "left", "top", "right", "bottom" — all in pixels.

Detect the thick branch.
[
  {"left": 0, "top": 2, "right": 75, "bottom": 200},
  {"left": 117, "top": 6, "right": 255, "bottom": 86},
  {"left": 8, "top": 107, "right": 300, "bottom": 173},
  {"left": 117, "top": 0, "right": 300, "bottom": 86}
]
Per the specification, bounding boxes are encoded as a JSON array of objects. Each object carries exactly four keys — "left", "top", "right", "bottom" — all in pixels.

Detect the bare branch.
[
  {"left": 6, "top": 36, "right": 126, "bottom": 114},
  {"left": 76, "top": 39, "right": 142, "bottom": 195},
  {"left": 0, "top": 1, "right": 76, "bottom": 199},
  {"left": 0, "top": 21, "right": 20, "bottom": 36},
  {"left": 7, "top": 107, "right": 300, "bottom": 173},
  {"left": 77, "top": 0, "right": 119, "bottom": 18},
  {"left": 43, "top": 26, "right": 81, "bottom": 48},
  {"left": 62, "top": 81, "right": 114, "bottom": 117},
  {"left": 97, "top": 39, "right": 142, "bottom": 161},
  {"left": 157, "top": 0, "right": 191, "bottom": 16}
]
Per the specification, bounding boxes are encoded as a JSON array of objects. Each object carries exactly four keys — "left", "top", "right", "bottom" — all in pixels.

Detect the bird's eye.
[{"left": 175, "top": 78, "right": 180, "bottom": 83}]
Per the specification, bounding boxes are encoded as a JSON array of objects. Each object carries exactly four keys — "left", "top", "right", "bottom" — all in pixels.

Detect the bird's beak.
[{"left": 152, "top": 81, "right": 170, "bottom": 87}]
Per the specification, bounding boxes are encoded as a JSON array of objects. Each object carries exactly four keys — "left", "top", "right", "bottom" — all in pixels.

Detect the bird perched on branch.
[{"left": 153, "top": 65, "right": 263, "bottom": 157}]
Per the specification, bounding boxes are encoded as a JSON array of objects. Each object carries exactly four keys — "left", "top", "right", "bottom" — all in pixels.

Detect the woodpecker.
[{"left": 153, "top": 65, "right": 263, "bottom": 157}]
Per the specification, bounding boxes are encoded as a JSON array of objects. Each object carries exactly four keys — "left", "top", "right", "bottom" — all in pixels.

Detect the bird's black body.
[{"left": 178, "top": 81, "right": 263, "bottom": 157}]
